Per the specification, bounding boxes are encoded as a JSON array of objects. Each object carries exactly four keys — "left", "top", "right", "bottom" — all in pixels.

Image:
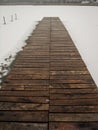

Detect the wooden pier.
[{"left": 0, "top": 17, "right": 98, "bottom": 130}]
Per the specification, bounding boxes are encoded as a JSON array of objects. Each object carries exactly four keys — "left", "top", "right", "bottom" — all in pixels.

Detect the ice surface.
[{"left": 0, "top": 6, "right": 98, "bottom": 86}]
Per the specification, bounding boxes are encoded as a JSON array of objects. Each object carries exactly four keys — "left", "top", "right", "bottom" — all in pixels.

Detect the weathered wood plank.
[
  {"left": 50, "top": 57, "right": 81, "bottom": 60},
  {"left": 1, "top": 85, "right": 49, "bottom": 90},
  {"left": 50, "top": 105, "right": 98, "bottom": 113},
  {"left": 50, "top": 52, "right": 80, "bottom": 56},
  {"left": 50, "top": 75, "right": 92, "bottom": 81},
  {"left": 50, "top": 67, "right": 87, "bottom": 71},
  {"left": 0, "top": 102, "right": 49, "bottom": 110},
  {"left": 0, "top": 111, "right": 48, "bottom": 122},
  {"left": 3, "top": 79, "right": 49, "bottom": 85},
  {"left": 49, "top": 122, "right": 98, "bottom": 130},
  {"left": 0, "top": 90, "right": 49, "bottom": 97},
  {"left": 11, "top": 68, "right": 49, "bottom": 72},
  {"left": 50, "top": 88, "right": 98, "bottom": 94},
  {"left": 7, "top": 73, "right": 49, "bottom": 80},
  {"left": 10, "top": 70, "right": 49, "bottom": 75},
  {"left": 15, "top": 59, "right": 49, "bottom": 62},
  {"left": 50, "top": 93, "right": 98, "bottom": 100},
  {"left": 49, "top": 113, "right": 98, "bottom": 122},
  {"left": 0, "top": 96, "right": 49, "bottom": 103},
  {"left": 50, "top": 99, "right": 98, "bottom": 106},
  {"left": 13, "top": 63, "right": 49, "bottom": 68},
  {"left": 50, "top": 79, "right": 93, "bottom": 84},
  {"left": 50, "top": 70, "right": 89, "bottom": 75},
  {"left": 49, "top": 84, "right": 96, "bottom": 89},
  {"left": 0, "top": 123, "right": 48, "bottom": 130}
]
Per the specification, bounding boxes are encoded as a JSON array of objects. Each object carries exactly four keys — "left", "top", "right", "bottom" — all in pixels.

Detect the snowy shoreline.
[
  {"left": 0, "top": 6, "right": 37, "bottom": 83},
  {"left": 0, "top": 5, "right": 98, "bottom": 86}
]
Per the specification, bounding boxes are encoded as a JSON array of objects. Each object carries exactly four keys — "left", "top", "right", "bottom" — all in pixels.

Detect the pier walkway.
[{"left": 0, "top": 17, "right": 98, "bottom": 130}]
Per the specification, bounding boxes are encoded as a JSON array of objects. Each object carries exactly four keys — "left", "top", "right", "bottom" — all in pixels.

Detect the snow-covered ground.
[{"left": 0, "top": 6, "right": 98, "bottom": 86}]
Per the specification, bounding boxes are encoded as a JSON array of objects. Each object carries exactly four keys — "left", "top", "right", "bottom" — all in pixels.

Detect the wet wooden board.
[{"left": 0, "top": 17, "right": 98, "bottom": 129}]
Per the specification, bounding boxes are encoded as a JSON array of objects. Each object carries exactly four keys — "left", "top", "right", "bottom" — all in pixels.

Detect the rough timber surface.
[{"left": 0, "top": 17, "right": 98, "bottom": 130}]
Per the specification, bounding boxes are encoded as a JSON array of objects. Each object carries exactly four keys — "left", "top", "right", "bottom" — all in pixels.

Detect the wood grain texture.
[
  {"left": 0, "top": 111, "right": 48, "bottom": 122},
  {"left": 49, "top": 122, "right": 98, "bottom": 130},
  {"left": 49, "top": 113, "right": 98, "bottom": 122},
  {"left": 0, "top": 123, "right": 48, "bottom": 130}
]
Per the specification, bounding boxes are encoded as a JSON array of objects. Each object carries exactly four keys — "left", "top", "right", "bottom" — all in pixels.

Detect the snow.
[
  {"left": 0, "top": 6, "right": 37, "bottom": 82},
  {"left": 0, "top": 6, "right": 98, "bottom": 86}
]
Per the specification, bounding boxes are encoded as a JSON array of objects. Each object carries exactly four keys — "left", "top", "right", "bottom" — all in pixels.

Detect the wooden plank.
[
  {"left": 50, "top": 99, "right": 98, "bottom": 106},
  {"left": 50, "top": 88, "right": 98, "bottom": 94},
  {"left": 51, "top": 46, "right": 77, "bottom": 49},
  {"left": 0, "top": 111, "right": 48, "bottom": 122},
  {"left": 11, "top": 68, "right": 49, "bottom": 72},
  {"left": 50, "top": 55, "right": 81, "bottom": 59},
  {"left": 50, "top": 49, "right": 78, "bottom": 52},
  {"left": 50, "top": 64, "right": 85, "bottom": 67},
  {"left": 50, "top": 70, "right": 89, "bottom": 75},
  {"left": 1, "top": 85, "right": 49, "bottom": 90},
  {"left": 3, "top": 79, "right": 49, "bottom": 85},
  {"left": 10, "top": 70, "right": 49, "bottom": 75},
  {"left": 51, "top": 44, "right": 75, "bottom": 47},
  {"left": 49, "top": 122, "right": 98, "bottom": 130},
  {"left": 50, "top": 60, "right": 85, "bottom": 64},
  {"left": 20, "top": 53, "right": 49, "bottom": 56},
  {"left": 7, "top": 73, "right": 49, "bottom": 80},
  {"left": 50, "top": 79, "right": 93, "bottom": 84},
  {"left": 50, "top": 105, "right": 98, "bottom": 113},
  {"left": 50, "top": 67, "right": 87, "bottom": 71},
  {"left": 0, "top": 90, "right": 49, "bottom": 97},
  {"left": 0, "top": 102, "right": 49, "bottom": 110},
  {"left": 15, "top": 59, "right": 49, "bottom": 62},
  {"left": 13, "top": 65, "right": 49, "bottom": 68},
  {"left": 49, "top": 113, "right": 98, "bottom": 122},
  {"left": 50, "top": 52, "right": 79, "bottom": 56},
  {"left": 49, "top": 84, "right": 96, "bottom": 89},
  {"left": 0, "top": 123, "right": 48, "bottom": 130},
  {"left": 17, "top": 55, "right": 49, "bottom": 58},
  {"left": 14, "top": 61, "right": 49, "bottom": 67},
  {"left": 50, "top": 57, "right": 81, "bottom": 60},
  {"left": 50, "top": 93, "right": 98, "bottom": 100},
  {"left": 50, "top": 75, "right": 92, "bottom": 81},
  {"left": 13, "top": 63, "right": 49, "bottom": 68},
  {"left": 22, "top": 51, "right": 49, "bottom": 53},
  {"left": 0, "top": 96, "right": 49, "bottom": 103}
]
